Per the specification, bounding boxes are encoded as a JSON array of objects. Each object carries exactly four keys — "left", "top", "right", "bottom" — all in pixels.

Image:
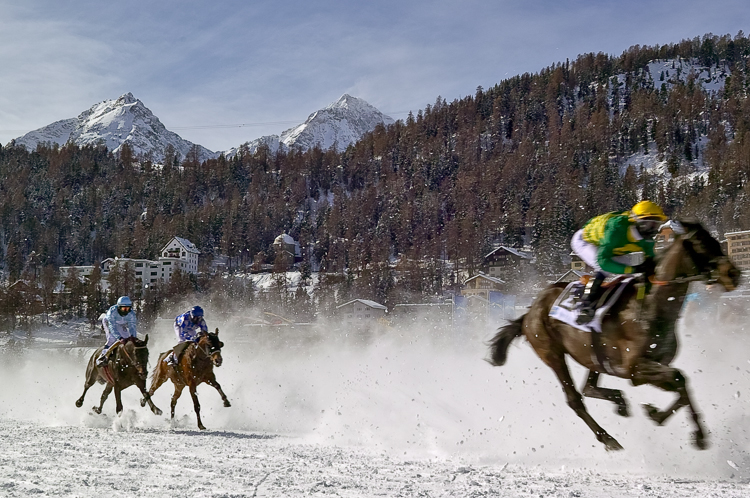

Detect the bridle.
[{"left": 675, "top": 230, "right": 726, "bottom": 286}]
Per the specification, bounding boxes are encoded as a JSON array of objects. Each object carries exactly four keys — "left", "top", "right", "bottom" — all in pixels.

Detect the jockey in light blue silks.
[
  {"left": 96, "top": 296, "right": 137, "bottom": 366},
  {"left": 165, "top": 306, "right": 208, "bottom": 366}
]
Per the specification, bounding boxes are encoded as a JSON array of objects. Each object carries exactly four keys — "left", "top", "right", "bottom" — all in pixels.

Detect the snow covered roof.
[
  {"left": 554, "top": 269, "right": 588, "bottom": 284},
  {"left": 336, "top": 299, "right": 387, "bottom": 310},
  {"left": 162, "top": 236, "right": 200, "bottom": 254},
  {"left": 463, "top": 272, "right": 505, "bottom": 285},
  {"left": 485, "top": 246, "right": 532, "bottom": 260}
]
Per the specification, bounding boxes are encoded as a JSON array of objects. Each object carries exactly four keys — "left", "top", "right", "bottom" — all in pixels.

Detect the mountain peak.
[
  {"left": 116, "top": 92, "right": 138, "bottom": 105},
  {"left": 13, "top": 94, "right": 215, "bottom": 162}
]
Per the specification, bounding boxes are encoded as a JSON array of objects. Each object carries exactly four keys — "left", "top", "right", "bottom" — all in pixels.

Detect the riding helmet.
[{"left": 190, "top": 306, "right": 204, "bottom": 319}]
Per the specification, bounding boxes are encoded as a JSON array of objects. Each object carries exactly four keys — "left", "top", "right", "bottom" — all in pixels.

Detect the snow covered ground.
[{"left": 0, "top": 296, "right": 749, "bottom": 497}]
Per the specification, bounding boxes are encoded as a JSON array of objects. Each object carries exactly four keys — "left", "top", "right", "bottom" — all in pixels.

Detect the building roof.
[
  {"left": 162, "top": 236, "right": 200, "bottom": 254},
  {"left": 554, "top": 269, "right": 588, "bottom": 284},
  {"left": 463, "top": 272, "right": 505, "bottom": 285},
  {"left": 485, "top": 246, "right": 532, "bottom": 260},
  {"left": 336, "top": 299, "right": 387, "bottom": 311}
]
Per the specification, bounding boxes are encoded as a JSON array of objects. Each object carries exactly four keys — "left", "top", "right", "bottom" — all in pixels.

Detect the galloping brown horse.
[
  {"left": 487, "top": 221, "right": 740, "bottom": 451},
  {"left": 142, "top": 329, "right": 230, "bottom": 430},
  {"left": 76, "top": 336, "right": 162, "bottom": 416}
]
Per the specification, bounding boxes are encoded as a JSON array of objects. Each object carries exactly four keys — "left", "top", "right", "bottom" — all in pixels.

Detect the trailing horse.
[
  {"left": 142, "top": 328, "right": 230, "bottom": 430},
  {"left": 487, "top": 220, "right": 740, "bottom": 451},
  {"left": 76, "top": 335, "right": 162, "bottom": 416}
]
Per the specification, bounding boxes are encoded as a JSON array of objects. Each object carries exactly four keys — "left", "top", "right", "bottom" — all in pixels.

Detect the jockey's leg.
[
  {"left": 577, "top": 271, "right": 606, "bottom": 324},
  {"left": 96, "top": 335, "right": 117, "bottom": 367}
]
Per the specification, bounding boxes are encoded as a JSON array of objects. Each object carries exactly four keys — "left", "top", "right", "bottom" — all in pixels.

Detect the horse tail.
[{"left": 486, "top": 314, "right": 526, "bottom": 366}]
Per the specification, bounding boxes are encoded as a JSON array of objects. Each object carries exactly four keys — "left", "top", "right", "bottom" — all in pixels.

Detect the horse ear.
[
  {"left": 143, "top": 334, "right": 149, "bottom": 344},
  {"left": 215, "top": 328, "right": 219, "bottom": 335}
]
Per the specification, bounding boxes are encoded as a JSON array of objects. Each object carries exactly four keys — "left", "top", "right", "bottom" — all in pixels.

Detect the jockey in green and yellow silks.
[{"left": 570, "top": 200, "right": 668, "bottom": 324}]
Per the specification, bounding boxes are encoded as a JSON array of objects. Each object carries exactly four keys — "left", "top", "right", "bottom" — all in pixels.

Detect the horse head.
[
  {"left": 665, "top": 220, "right": 741, "bottom": 291},
  {"left": 198, "top": 328, "right": 224, "bottom": 367},
  {"left": 123, "top": 335, "right": 150, "bottom": 381}
]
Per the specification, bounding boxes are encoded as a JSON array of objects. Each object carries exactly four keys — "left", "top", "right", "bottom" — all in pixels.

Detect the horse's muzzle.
[{"left": 212, "top": 353, "right": 223, "bottom": 367}]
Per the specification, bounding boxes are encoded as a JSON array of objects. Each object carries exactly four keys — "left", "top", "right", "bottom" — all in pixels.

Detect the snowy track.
[{"left": 0, "top": 308, "right": 749, "bottom": 496}]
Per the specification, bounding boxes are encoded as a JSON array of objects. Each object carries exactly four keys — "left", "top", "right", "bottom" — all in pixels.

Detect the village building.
[
  {"left": 460, "top": 273, "right": 505, "bottom": 301},
  {"left": 725, "top": 230, "right": 750, "bottom": 272},
  {"left": 484, "top": 246, "right": 533, "bottom": 281},
  {"left": 336, "top": 299, "right": 387, "bottom": 322},
  {"left": 60, "top": 236, "right": 200, "bottom": 291}
]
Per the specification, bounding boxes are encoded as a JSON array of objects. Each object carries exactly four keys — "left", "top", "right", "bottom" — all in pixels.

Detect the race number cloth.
[{"left": 549, "top": 277, "right": 635, "bottom": 333}]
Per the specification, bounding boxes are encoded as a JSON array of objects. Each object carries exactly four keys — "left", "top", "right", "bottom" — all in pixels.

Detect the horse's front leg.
[
  {"left": 632, "top": 359, "right": 707, "bottom": 449},
  {"left": 205, "top": 377, "right": 231, "bottom": 407},
  {"left": 582, "top": 371, "right": 630, "bottom": 417},
  {"left": 93, "top": 384, "right": 112, "bottom": 414},
  {"left": 189, "top": 385, "right": 205, "bottom": 430},
  {"left": 114, "top": 385, "right": 124, "bottom": 415},
  {"left": 137, "top": 379, "right": 162, "bottom": 416}
]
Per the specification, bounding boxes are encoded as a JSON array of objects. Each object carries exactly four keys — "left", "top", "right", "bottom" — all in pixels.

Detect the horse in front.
[
  {"left": 143, "top": 328, "right": 230, "bottom": 430},
  {"left": 487, "top": 220, "right": 740, "bottom": 451}
]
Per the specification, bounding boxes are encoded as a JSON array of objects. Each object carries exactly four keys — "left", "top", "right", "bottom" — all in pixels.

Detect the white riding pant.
[{"left": 570, "top": 229, "right": 634, "bottom": 277}]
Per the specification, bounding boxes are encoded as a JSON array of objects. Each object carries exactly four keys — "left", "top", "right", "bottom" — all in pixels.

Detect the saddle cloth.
[{"left": 549, "top": 277, "right": 635, "bottom": 333}]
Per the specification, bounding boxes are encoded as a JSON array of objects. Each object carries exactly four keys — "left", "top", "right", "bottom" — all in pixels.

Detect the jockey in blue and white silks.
[
  {"left": 165, "top": 306, "right": 207, "bottom": 366},
  {"left": 97, "top": 296, "right": 137, "bottom": 366},
  {"left": 174, "top": 306, "right": 208, "bottom": 342}
]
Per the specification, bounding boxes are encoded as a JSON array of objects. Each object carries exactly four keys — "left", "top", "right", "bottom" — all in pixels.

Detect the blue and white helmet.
[
  {"left": 189, "top": 306, "right": 204, "bottom": 319},
  {"left": 116, "top": 296, "right": 133, "bottom": 307}
]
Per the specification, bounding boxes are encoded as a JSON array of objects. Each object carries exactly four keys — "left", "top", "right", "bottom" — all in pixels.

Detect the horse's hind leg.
[
  {"left": 546, "top": 354, "right": 623, "bottom": 451},
  {"left": 205, "top": 377, "right": 231, "bottom": 407},
  {"left": 136, "top": 379, "right": 162, "bottom": 416},
  {"left": 632, "top": 360, "right": 707, "bottom": 449},
  {"left": 582, "top": 371, "right": 630, "bottom": 417},
  {"left": 93, "top": 384, "right": 113, "bottom": 414},
  {"left": 170, "top": 385, "right": 185, "bottom": 421},
  {"left": 189, "top": 385, "right": 205, "bottom": 430}
]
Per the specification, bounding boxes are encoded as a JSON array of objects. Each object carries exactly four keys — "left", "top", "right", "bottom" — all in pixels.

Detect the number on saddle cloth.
[{"left": 549, "top": 277, "right": 635, "bottom": 332}]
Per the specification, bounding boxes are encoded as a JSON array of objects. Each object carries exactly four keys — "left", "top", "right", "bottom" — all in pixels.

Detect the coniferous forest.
[{"left": 2, "top": 32, "right": 750, "bottom": 319}]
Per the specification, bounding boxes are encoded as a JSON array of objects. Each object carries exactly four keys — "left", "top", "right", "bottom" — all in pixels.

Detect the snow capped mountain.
[
  {"left": 226, "top": 94, "right": 394, "bottom": 157},
  {"left": 13, "top": 93, "right": 215, "bottom": 163}
]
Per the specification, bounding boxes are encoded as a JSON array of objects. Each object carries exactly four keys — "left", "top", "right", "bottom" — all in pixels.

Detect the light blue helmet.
[{"left": 116, "top": 296, "right": 133, "bottom": 307}]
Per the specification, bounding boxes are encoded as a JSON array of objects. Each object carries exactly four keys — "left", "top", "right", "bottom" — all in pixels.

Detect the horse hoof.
[
  {"left": 694, "top": 432, "right": 709, "bottom": 450},
  {"left": 599, "top": 433, "right": 624, "bottom": 451},
  {"left": 75, "top": 399, "right": 83, "bottom": 408},
  {"left": 616, "top": 404, "right": 630, "bottom": 417},
  {"left": 198, "top": 424, "right": 206, "bottom": 431},
  {"left": 92, "top": 407, "right": 101, "bottom": 414},
  {"left": 642, "top": 403, "right": 665, "bottom": 425},
  {"left": 140, "top": 398, "right": 146, "bottom": 408},
  {"left": 224, "top": 400, "right": 231, "bottom": 408},
  {"left": 153, "top": 408, "right": 163, "bottom": 416}
]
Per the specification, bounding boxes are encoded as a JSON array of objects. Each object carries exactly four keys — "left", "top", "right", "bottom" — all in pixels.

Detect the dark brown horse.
[
  {"left": 142, "top": 329, "right": 230, "bottom": 430},
  {"left": 76, "top": 335, "right": 162, "bottom": 416},
  {"left": 488, "top": 221, "right": 740, "bottom": 451}
]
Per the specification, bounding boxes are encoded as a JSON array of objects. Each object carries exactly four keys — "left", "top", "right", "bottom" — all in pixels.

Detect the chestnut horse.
[
  {"left": 76, "top": 336, "right": 162, "bottom": 416},
  {"left": 487, "top": 221, "right": 740, "bottom": 451},
  {"left": 142, "top": 329, "right": 230, "bottom": 430}
]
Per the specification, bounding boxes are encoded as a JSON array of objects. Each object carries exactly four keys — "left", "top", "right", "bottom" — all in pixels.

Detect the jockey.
[
  {"left": 570, "top": 200, "right": 668, "bottom": 324},
  {"left": 165, "top": 306, "right": 208, "bottom": 366},
  {"left": 96, "top": 296, "right": 137, "bottom": 366}
]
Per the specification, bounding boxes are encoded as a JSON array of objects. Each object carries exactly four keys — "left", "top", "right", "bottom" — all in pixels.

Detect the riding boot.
[
  {"left": 96, "top": 346, "right": 110, "bottom": 367},
  {"left": 165, "top": 352, "right": 177, "bottom": 367},
  {"left": 577, "top": 272, "right": 606, "bottom": 324}
]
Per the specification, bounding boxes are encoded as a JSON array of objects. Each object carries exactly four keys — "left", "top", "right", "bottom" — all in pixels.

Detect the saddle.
[{"left": 549, "top": 276, "right": 636, "bottom": 333}]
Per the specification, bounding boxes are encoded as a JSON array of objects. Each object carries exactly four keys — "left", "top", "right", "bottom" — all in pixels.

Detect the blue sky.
[{"left": 1, "top": 0, "right": 749, "bottom": 152}]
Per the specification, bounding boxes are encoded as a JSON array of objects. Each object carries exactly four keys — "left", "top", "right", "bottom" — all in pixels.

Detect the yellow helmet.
[{"left": 630, "top": 200, "right": 667, "bottom": 221}]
